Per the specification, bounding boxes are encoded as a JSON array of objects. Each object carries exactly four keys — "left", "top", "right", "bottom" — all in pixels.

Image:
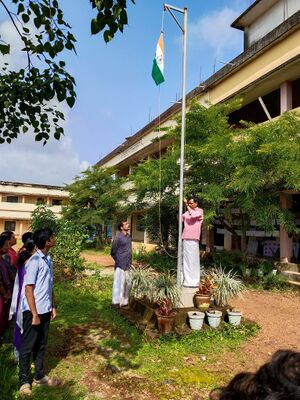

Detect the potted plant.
[
  {"left": 194, "top": 273, "right": 215, "bottom": 309},
  {"left": 130, "top": 265, "right": 154, "bottom": 300},
  {"left": 206, "top": 308, "right": 222, "bottom": 328},
  {"left": 227, "top": 308, "right": 242, "bottom": 326},
  {"left": 188, "top": 311, "right": 205, "bottom": 330},
  {"left": 151, "top": 273, "right": 181, "bottom": 334},
  {"left": 210, "top": 267, "right": 246, "bottom": 307}
]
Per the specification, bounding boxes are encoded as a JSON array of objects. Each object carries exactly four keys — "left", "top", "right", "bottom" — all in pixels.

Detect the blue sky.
[{"left": 0, "top": 0, "right": 252, "bottom": 185}]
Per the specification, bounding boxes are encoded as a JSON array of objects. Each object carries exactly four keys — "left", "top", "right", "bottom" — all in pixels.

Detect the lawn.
[{"left": 0, "top": 267, "right": 259, "bottom": 400}]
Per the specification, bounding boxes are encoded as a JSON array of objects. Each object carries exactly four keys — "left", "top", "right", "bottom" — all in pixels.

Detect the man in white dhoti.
[
  {"left": 111, "top": 220, "right": 132, "bottom": 308},
  {"left": 182, "top": 196, "right": 203, "bottom": 287}
]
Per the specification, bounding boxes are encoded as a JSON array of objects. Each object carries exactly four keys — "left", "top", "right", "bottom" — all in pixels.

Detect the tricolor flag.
[{"left": 152, "top": 33, "right": 165, "bottom": 85}]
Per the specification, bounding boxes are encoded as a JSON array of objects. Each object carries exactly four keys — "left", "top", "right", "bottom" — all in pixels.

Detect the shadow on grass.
[{"left": 46, "top": 296, "right": 143, "bottom": 375}]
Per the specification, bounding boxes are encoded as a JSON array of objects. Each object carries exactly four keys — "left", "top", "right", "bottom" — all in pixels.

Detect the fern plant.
[
  {"left": 130, "top": 266, "right": 155, "bottom": 300},
  {"left": 210, "top": 266, "right": 246, "bottom": 307}
]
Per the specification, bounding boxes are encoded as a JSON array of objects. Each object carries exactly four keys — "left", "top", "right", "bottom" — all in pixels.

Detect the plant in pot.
[
  {"left": 194, "top": 273, "right": 215, "bottom": 310},
  {"left": 151, "top": 273, "right": 181, "bottom": 334},
  {"left": 210, "top": 266, "right": 246, "bottom": 308},
  {"left": 130, "top": 265, "right": 155, "bottom": 300}
]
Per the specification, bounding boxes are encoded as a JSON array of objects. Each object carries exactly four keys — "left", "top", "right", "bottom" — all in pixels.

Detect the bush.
[
  {"left": 52, "top": 220, "right": 87, "bottom": 273},
  {"left": 30, "top": 204, "right": 58, "bottom": 232},
  {"left": 258, "top": 273, "right": 289, "bottom": 290},
  {"left": 133, "top": 250, "right": 177, "bottom": 273}
]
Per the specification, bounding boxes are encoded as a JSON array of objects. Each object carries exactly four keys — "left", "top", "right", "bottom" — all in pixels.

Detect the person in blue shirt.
[{"left": 19, "top": 228, "right": 60, "bottom": 398}]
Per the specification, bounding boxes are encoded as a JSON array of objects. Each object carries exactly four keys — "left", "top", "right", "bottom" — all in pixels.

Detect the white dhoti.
[
  {"left": 112, "top": 268, "right": 131, "bottom": 306},
  {"left": 182, "top": 240, "right": 200, "bottom": 287}
]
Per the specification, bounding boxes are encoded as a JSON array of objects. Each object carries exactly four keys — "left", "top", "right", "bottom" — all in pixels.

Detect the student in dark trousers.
[{"left": 19, "top": 228, "right": 60, "bottom": 398}]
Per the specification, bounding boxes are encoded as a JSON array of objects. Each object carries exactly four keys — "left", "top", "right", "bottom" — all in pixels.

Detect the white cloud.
[
  {"left": 0, "top": 19, "right": 89, "bottom": 186},
  {"left": 0, "top": 133, "right": 90, "bottom": 186},
  {"left": 189, "top": 7, "right": 242, "bottom": 58},
  {"left": 0, "top": 20, "right": 27, "bottom": 70}
]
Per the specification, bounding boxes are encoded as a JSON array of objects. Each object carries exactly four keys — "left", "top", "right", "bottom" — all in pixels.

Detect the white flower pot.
[
  {"left": 227, "top": 310, "right": 242, "bottom": 326},
  {"left": 188, "top": 311, "right": 205, "bottom": 330},
  {"left": 206, "top": 310, "right": 222, "bottom": 328}
]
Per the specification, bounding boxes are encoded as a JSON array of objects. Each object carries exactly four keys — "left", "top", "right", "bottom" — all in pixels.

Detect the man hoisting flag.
[{"left": 152, "top": 32, "right": 165, "bottom": 85}]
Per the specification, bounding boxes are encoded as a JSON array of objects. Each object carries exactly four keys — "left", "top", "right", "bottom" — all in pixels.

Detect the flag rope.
[{"left": 157, "top": 7, "right": 177, "bottom": 259}]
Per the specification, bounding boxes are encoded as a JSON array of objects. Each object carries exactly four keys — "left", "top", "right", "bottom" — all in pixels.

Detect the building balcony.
[{"left": 0, "top": 202, "right": 62, "bottom": 220}]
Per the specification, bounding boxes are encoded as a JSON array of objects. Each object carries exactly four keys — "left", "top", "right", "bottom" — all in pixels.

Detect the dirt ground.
[{"left": 81, "top": 252, "right": 300, "bottom": 394}]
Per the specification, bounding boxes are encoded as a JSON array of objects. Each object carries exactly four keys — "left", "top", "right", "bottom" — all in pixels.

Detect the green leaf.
[
  {"left": 22, "top": 13, "right": 30, "bottom": 23},
  {"left": 66, "top": 96, "right": 75, "bottom": 108},
  {"left": 104, "top": 30, "right": 113, "bottom": 43},
  {"left": 17, "top": 3, "right": 25, "bottom": 14},
  {"left": 0, "top": 44, "right": 10, "bottom": 55},
  {"left": 91, "top": 18, "right": 102, "bottom": 35}
]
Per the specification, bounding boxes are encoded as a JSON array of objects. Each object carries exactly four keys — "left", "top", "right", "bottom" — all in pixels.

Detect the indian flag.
[{"left": 152, "top": 33, "right": 165, "bottom": 85}]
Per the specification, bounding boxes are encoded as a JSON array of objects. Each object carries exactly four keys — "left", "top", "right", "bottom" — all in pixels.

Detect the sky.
[{"left": 0, "top": 0, "right": 253, "bottom": 186}]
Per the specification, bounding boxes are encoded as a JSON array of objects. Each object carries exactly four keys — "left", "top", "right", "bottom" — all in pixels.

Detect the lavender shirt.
[{"left": 111, "top": 232, "right": 132, "bottom": 271}]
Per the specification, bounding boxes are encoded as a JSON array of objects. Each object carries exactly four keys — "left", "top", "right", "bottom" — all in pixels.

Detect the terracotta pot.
[
  {"left": 194, "top": 293, "right": 211, "bottom": 309},
  {"left": 155, "top": 310, "right": 176, "bottom": 334}
]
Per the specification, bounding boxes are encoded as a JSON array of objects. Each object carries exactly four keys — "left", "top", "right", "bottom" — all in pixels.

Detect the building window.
[
  {"left": 4, "top": 221, "right": 16, "bottom": 231},
  {"left": 6, "top": 196, "right": 18, "bottom": 203},
  {"left": 52, "top": 199, "right": 62, "bottom": 206},
  {"left": 136, "top": 215, "right": 145, "bottom": 232},
  {"left": 36, "top": 198, "right": 46, "bottom": 205}
]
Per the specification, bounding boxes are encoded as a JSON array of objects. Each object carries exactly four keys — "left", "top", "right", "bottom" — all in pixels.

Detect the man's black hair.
[
  {"left": 21, "top": 231, "right": 33, "bottom": 244},
  {"left": 188, "top": 194, "right": 201, "bottom": 206},
  {"left": 33, "top": 228, "right": 53, "bottom": 250},
  {"left": 117, "top": 220, "right": 127, "bottom": 231}
]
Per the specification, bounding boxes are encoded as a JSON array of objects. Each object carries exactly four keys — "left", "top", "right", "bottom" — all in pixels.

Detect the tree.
[
  {"left": 0, "top": 0, "right": 135, "bottom": 144},
  {"left": 30, "top": 204, "right": 58, "bottom": 232},
  {"left": 131, "top": 101, "right": 300, "bottom": 252},
  {"left": 63, "top": 166, "right": 128, "bottom": 242}
]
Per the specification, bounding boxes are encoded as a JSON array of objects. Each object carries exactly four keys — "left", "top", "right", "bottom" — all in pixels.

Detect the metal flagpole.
[{"left": 163, "top": 4, "right": 188, "bottom": 286}]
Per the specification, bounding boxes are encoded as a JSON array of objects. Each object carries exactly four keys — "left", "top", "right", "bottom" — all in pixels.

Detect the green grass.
[
  {"left": 0, "top": 267, "right": 259, "bottom": 400},
  {"left": 133, "top": 250, "right": 177, "bottom": 273}
]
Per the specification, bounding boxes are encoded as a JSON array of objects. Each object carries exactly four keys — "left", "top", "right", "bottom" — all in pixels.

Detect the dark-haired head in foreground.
[
  {"left": 33, "top": 228, "right": 54, "bottom": 250},
  {"left": 210, "top": 349, "right": 300, "bottom": 400}
]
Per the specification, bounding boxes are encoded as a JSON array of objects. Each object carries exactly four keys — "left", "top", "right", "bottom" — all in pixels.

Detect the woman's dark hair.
[
  {"left": 33, "top": 228, "right": 53, "bottom": 249},
  {"left": 117, "top": 220, "right": 127, "bottom": 231},
  {"left": 16, "top": 239, "right": 35, "bottom": 268},
  {"left": 0, "top": 235, "right": 8, "bottom": 248},
  {"left": 21, "top": 231, "right": 33, "bottom": 244},
  {"left": 209, "top": 350, "right": 300, "bottom": 400},
  {"left": 1, "top": 230, "right": 14, "bottom": 241}
]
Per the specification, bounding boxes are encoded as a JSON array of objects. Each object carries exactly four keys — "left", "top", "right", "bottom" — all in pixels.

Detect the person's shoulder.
[{"left": 26, "top": 252, "right": 41, "bottom": 266}]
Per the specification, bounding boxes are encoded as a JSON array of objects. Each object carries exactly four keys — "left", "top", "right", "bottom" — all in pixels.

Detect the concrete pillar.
[
  {"left": 279, "top": 192, "right": 293, "bottom": 263},
  {"left": 279, "top": 82, "right": 293, "bottom": 262},
  {"left": 22, "top": 195, "right": 25, "bottom": 203},
  {"left": 224, "top": 233, "right": 232, "bottom": 251},
  {"left": 280, "top": 81, "right": 293, "bottom": 113}
]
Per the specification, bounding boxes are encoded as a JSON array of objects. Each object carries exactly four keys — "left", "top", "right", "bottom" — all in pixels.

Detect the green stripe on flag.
[{"left": 152, "top": 58, "right": 165, "bottom": 85}]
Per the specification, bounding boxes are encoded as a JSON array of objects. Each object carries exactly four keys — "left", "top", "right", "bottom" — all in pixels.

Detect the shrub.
[
  {"left": 30, "top": 204, "right": 58, "bottom": 232},
  {"left": 52, "top": 220, "right": 87, "bottom": 273}
]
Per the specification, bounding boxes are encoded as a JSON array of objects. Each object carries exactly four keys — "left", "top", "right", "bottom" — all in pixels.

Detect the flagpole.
[{"left": 164, "top": 4, "right": 188, "bottom": 286}]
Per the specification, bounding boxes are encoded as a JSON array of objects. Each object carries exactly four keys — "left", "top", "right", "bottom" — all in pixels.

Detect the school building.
[
  {"left": 97, "top": 0, "right": 300, "bottom": 262},
  {"left": 0, "top": 181, "right": 68, "bottom": 236}
]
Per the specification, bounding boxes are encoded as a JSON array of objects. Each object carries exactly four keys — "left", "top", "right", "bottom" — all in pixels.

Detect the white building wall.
[{"left": 247, "top": 0, "right": 299, "bottom": 47}]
